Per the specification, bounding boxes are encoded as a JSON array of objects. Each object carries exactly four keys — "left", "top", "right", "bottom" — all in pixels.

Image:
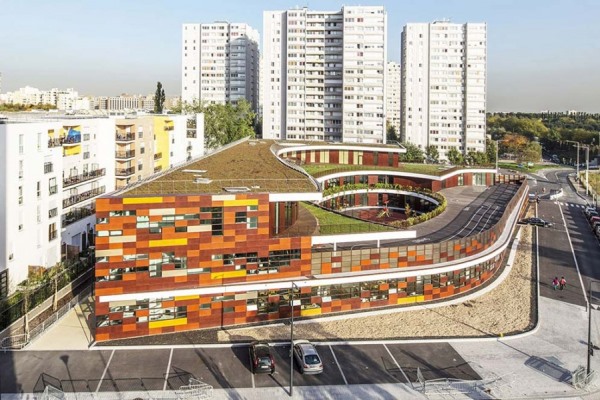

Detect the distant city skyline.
[{"left": 1, "top": 0, "right": 599, "bottom": 112}]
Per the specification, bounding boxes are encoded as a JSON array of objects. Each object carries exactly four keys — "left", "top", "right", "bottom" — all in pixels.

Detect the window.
[
  {"left": 37, "top": 132, "right": 42, "bottom": 150},
  {"left": 18, "top": 186, "right": 23, "bottom": 205},
  {"left": 247, "top": 217, "right": 258, "bottom": 229},
  {"left": 37, "top": 181, "right": 41, "bottom": 198},
  {"left": 19, "top": 160, "right": 23, "bottom": 180},
  {"left": 19, "top": 134, "right": 24, "bottom": 155},
  {"left": 235, "top": 212, "right": 247, "bottom": 223},
  {"left": 49, "top": 178, "right": 57, "bottom": 195}
]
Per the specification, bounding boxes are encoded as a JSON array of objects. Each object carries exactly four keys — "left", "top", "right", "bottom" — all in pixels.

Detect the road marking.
[
  {"left": 384, "top": 344, "right": 412, "bottom": 388},
  {"left": 96, "top": 349, "right": 115, "bottom": 393},
  {"left": 163, "top": 348, "right": 173, "bottom": 391},
  {"left": 558, "top": 204, "right": 589, "bottom": 304},
  {"left": 329, "top": 345, "right": 347, "bottom": 385}
]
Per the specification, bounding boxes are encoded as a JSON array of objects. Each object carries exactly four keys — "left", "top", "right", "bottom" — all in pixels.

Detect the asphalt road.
[{"left": 0, "top": 342, "right": 478, "bottom": 394}]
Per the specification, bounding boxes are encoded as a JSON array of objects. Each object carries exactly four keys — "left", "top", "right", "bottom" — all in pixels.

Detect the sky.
[{"left": 1, "top": 0, "right": 599, "bottom": 112}]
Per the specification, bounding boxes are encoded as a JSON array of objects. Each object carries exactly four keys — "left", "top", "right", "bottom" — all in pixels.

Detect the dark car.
[
  {"left": 293, "top": 340, "right": 323, "bottom": 374},
  {"left": 249, "top": 341, "right": 275, "bottom": 374},
  {"left": 519, "top": 217, "right": 553, "bottom": 227}
]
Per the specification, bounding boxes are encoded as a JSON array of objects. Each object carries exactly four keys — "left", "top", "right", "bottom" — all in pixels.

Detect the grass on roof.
[
  {"left": 301, "top": 202, "right": 394, "bottom": 235},
  {"left": 303, "top": 163, "right": 453, "bottom": 178}
]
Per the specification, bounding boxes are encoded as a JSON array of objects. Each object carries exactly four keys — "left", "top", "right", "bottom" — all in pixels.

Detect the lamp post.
[
  {"left": 289, "top": 281, "right": 298, "bottom": 397},
  {"left": 588, "top": 280, "right": 600, "bottom": 375},
  {"left": 565, "top": 140, "right": 581, "bottom": 190}
]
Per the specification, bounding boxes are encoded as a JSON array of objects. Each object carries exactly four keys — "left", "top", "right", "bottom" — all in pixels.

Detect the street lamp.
[
  {"left": 289, "top": 281, "right": 299, "bottom": 397},
  {"left": 588, "top": 280, "right": 600, "bottom": 375},
  {"left": 565, "top": 140, "right": 580, "bottom": 186}
]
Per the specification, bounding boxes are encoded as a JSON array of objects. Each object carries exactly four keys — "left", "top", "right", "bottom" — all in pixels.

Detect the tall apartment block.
[
  {"left": 262, "top": 6, "right": 387, "bottom": 143},
  {"left": 181, "top": 22, "right": 259, "bottom": 112},
  {"left": 401, "top": 21, "right": 487, "bottom": 160},
  {"left": 386, "top": 61, "right": 401, "bottom": 136}
]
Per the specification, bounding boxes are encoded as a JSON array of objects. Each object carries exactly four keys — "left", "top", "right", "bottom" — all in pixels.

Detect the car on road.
[
  {"left": 585, "top": 207, "right": 598, "bottom": 217},
  {"left": 293, "top": 340, "right": 323, "bottom": 374},
  {"left": 519, "top": 217, "right": 553, "bottom": 227},
  {"left": 249, "top": 341, "right": 275, "bottom": 374}
]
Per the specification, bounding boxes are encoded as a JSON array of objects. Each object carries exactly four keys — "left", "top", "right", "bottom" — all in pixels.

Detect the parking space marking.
[
  {"left": 329, "top": 345, "right": 347, "bottom": 385},
  {"left": 163, "top": 348, "right": 173, "bottom": 391},
  {"left": 95, "top": 349, "right": 115, "bottom": 393},
  {"left": 384, "top": 344, "right": 411, "bottom": 387}
]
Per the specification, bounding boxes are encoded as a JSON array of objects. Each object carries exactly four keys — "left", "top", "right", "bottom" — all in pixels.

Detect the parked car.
[
  {"left": 293, "top": 340, "right": 323, "bottom": 374},
  {"left": 592, "top": 220, "right": 600, "bottom": 232},
  {"left": 519, "top": 217, "right": 553, "bottom": 227},
  {"left": 587, "top": 211, "right": 599, "bottom": 220},
  {"left": 589, "top": 216, "right": 600, "bottom": 226},
  {"left": 249, "top": 341, "right": 275, "bottom": 374},
  {"left": 595, "top": 225, "right": 600, "bottom": 238},
  {"left": 585, "top": 207, "right": 598, "bottom": 217}
]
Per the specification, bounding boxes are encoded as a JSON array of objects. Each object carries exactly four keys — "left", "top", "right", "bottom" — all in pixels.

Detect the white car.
[{"left": 293, "top": 340, "right": 323, "bottom": 374}]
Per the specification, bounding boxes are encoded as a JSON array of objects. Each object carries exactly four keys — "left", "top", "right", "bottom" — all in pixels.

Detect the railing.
[
  {"left": 62, "top": 186, "right": 105, "bottom": 208},
  {"left": 154, "top": 152, "right": 162, "bottom": 160},
  {"left": 154, "top": 166, "right": 163, "bottom": 173},
  {"left": 48, "top": 138, "right": 63, "bottom": 148},
  {"left": 186, "top": 145, "right": 192, "bottom": 151},
  {"left": 115, "top": 132, "right": 135, "bottom": 141},
  {"left": 187, "top": 130, "right": 197, "bottom": 138},
  {"left": 63, "top": 168, "right": 106, "bottom": 188},
  {"left": 115, "top": 150, "right": 135, "bottom": 159},
  {"left": 116, "top": 167, "right": 135, "bottom": 177},
  {"left": 62, "top": 207, "right": 95, "bottom": 227}
]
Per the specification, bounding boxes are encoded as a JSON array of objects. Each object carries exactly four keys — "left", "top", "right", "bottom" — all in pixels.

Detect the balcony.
[
  {"left": 186, "top": 145, "right": 192, "bottom": 151},
  {"left": 63, "top": 168, "right": 106, "bottom": 188},
  {"left": 62, "top": 206, "right": 95, "bottom": 227},
  {"left": 115, "top": 150, "right": 135, "bottom": 159},
  {"left": 116, "top": 167, "right": 135, "bottom": 177},
  {"left": 48, "top": 138, "right": 62, "bottom": 148},
  {"left": 164, "top": 125, "right": 174, "bottom": 131},
  {"left": 116, "top": 132, "right": 135, "bottom": 142},
  {"left": 62, "top": 186, "right": 106, "bottom": 208},
  {"left": 154, "top": 152, "right": 162, "bottom": 161},
  {"left": 154, "top": 166, "right": 163, "bottom": 173}
]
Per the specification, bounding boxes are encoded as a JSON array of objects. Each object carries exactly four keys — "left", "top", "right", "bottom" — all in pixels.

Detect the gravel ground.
[{"left": 217, "top": 223, "right": 535, "bottom": 342}]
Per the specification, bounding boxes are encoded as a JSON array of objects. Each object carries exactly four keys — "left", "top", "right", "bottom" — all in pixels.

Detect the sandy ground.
[{"left": 218, "top": 224, "right": 534, "bottom": 342}]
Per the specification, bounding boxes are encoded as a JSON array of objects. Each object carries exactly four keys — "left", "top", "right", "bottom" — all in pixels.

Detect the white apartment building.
[
  {"left": 262, "top": 6, "right": 387, "bottom": 143},
  {"left": 4, "top": 86, "right": 88, "bottom": 111},
  {"left": 386, "top": 61, "right": 401, "bottom": 135},
  {"left": 181, "top": 22, "right": 259, "bottom": 112},
  {"left": 0, "top": 116, "right": 116, "bottom": 297},
  {"left": 0, "top": 113, "right": 205, "bottom": 297},
  {"left": 401, "top": 21, "right": 487, "bottom": 160}
]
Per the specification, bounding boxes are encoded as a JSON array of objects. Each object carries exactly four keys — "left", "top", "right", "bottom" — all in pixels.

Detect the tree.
[
  {"left": 204, "top": 100, "right": 256, "bottom": 149},
  {"left": 446, "top": 147, "right": 463, "bottom": 165},
  {"left": 386, "top": 121, "right": 399, "bottom": 143},
  {"left": 400, "top": 142, "right": 425, "bottom": 163},
  {"left": 154, "top": 82, "right": 165, "bottom": 114},
  {"left": 425, "top": 145, "right": 439, "bottom": 163},
  {"left": 486, "top": 139, "right": 497, "bottom": 164}
]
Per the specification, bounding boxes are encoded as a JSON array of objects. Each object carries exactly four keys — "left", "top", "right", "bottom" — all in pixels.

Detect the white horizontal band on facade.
[
  {"left": 321, "top": 189, "right": 440, "bottom": 205},
  {"left": 269, "top": 192, "right": 323, "bottom": 202},
  {"left": 316, "top": 168, "right": 495, "bottom": 184},
  {"left": 99, "top": 184, "right": 526, "bottom": 305},
  {"left": 311, "top": 230, "right": 416, "bottom": 245},
  {"left": 275, "top": 144, "right": 407, "bottom": 156}
]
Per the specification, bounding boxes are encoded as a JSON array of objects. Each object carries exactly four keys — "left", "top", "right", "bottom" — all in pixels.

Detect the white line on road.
[
  {"left": 96, "top": 349, "right": 115, "bottom": 393},
  {"left": 329, "top": 345, "right": 347, "bottom": 385},
  {"left": 163, "top": 348, "right": 173, "bottom": 391},
  {"left": 384, "top": 344, "right": 412, "bottom": 389},
  {"left": 558, "top": 204, "right": 589, "bottom": 304}
]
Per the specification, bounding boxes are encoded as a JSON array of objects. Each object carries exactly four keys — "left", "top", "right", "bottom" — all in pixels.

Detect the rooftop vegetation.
[{"left": 300, "top": 202, "right": 394, "bottom": 235}]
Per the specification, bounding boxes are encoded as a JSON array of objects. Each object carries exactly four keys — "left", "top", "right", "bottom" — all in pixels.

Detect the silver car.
[{"left": 293, "top": 340, "right": 323, "bottom": 374}]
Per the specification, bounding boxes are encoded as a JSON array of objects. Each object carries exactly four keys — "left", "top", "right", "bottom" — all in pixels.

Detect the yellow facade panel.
[
  {"left": 123, "top": 197, "right": 164, "bottom": 204},
  {"left": 148, "top": 317, "right": 188, "bottom": 329},
  {"left": 149, "top": 238, "right": 188, "bottom": 247},
  {"left": 223, "top": 199, "right": 259, "bottom": 207},
  {"left": 210, "top": 270, "right": 247, "bottom": 280},
  {"left": 175, "top": 295, "right": 199, "bottom": 301}
]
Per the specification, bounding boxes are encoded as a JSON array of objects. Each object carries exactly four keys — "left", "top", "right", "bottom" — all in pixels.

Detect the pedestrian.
[
  {"left": 559, "top": 276, "right": 567, "bottom": 290},
  {"left": 552, "top": 277, "right": 559, "bottom": 290}
]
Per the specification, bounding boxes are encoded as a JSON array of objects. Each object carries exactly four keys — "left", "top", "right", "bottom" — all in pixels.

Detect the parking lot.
[{"left": 0, "top": 342, "right": 479, "bottom": 394}]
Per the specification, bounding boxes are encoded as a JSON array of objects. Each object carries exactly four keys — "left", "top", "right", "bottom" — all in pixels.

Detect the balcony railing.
[
  {"left": 62, "top": 206, "right": 95, "bottom": 227},
  {"left": 186, "top": 145, "right": 192, "bottom": 151},
  {"left": 186, "top": 130, "right": 197, "bottom": 139},
  {"left": 115, "top": 132, "right": 135, "bottom": 142},
  {"left": 154, "top": 166, "right": 163, "bottom": 173},
  {"left": 62, "top": 186, "right": 106, "bottom": 208},
  {"left": 48, "top": 135, "right": 82, "bottom": 148},
  {"left": 63, "top": 168, "right": 106, "bottom": 188},
  {"left": 116, "top": 167, "right": 135, "bottom": 177},
  {"left": 154, "top": 152, "right": 162, "bottom": 160},
  {"left": 115, "top": 150, "right": 135, "bottom": 159}
]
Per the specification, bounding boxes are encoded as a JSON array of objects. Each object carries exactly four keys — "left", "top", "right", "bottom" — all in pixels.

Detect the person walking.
[
  {"left": 552, "top": 277, "right": 559, "bottom": 290},
  {"left": 559, "top": 276, "right": 567, "bottom": 290}
]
